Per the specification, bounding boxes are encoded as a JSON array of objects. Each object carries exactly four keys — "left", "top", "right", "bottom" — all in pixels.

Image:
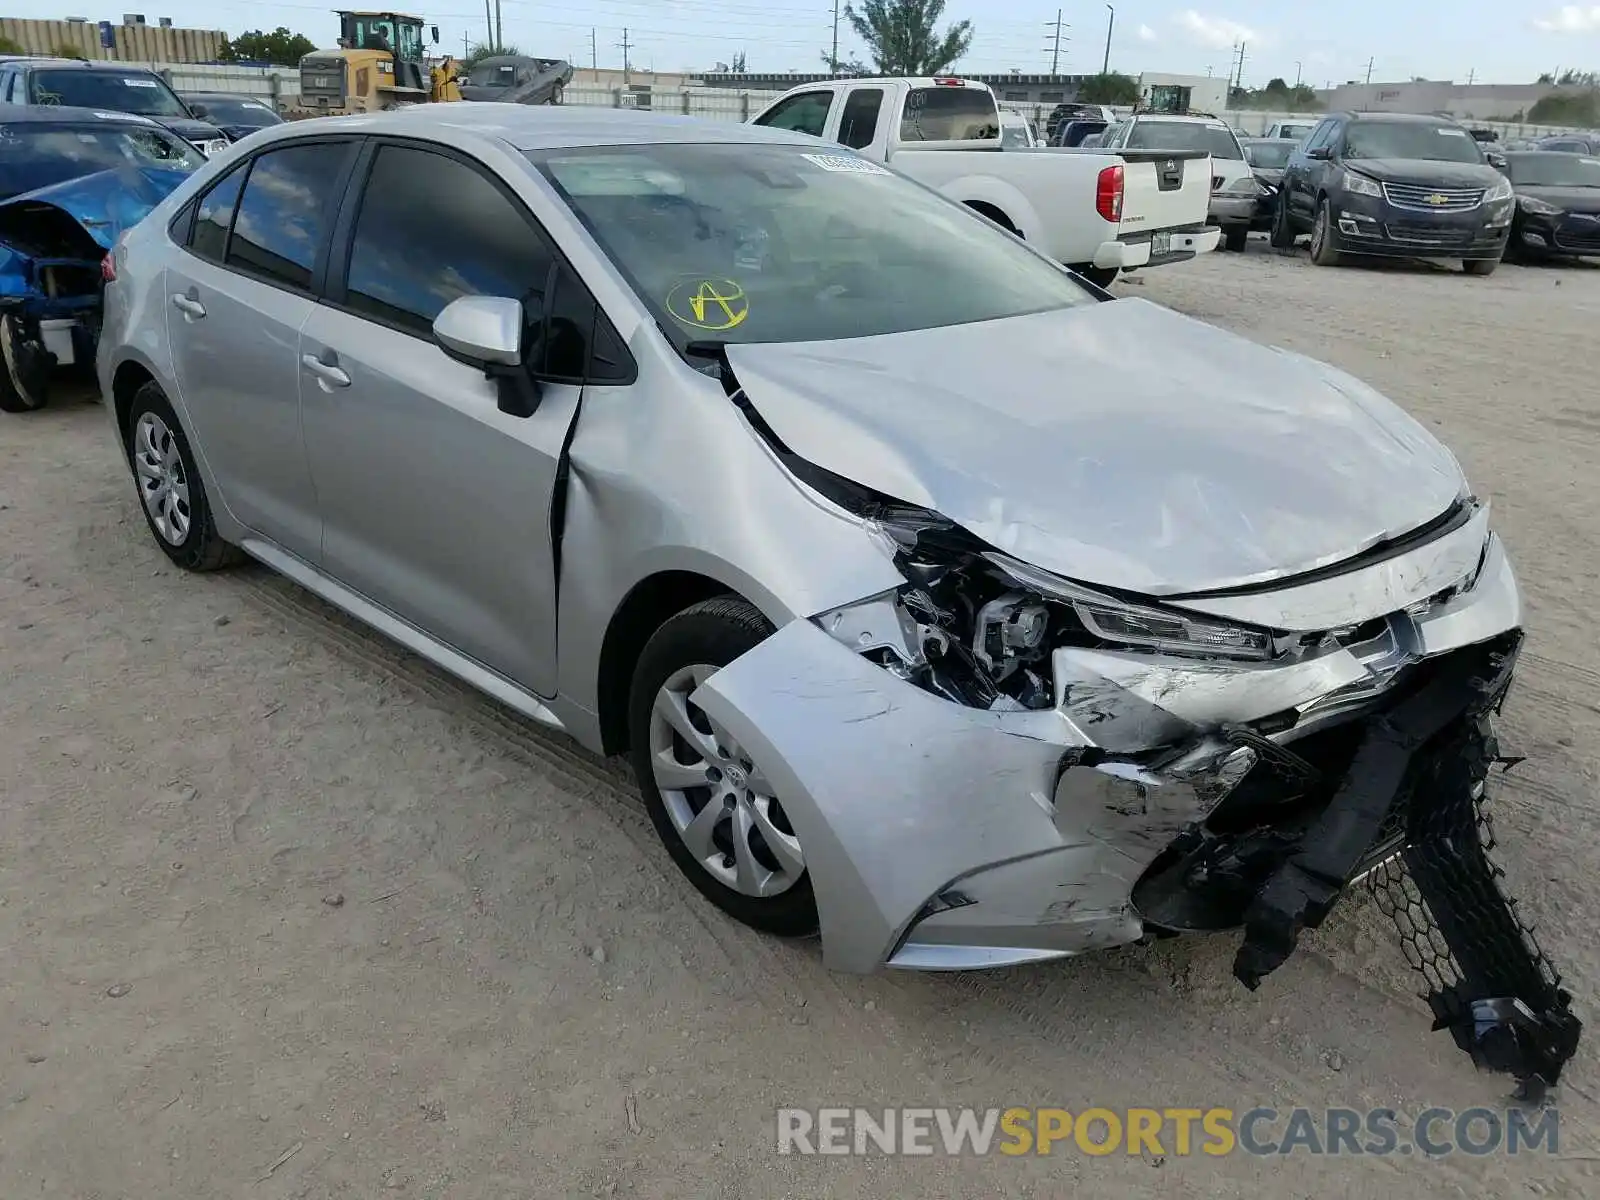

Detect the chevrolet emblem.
[{"left": 1426, "top": 193, "right": 1448, "bottom": 205}]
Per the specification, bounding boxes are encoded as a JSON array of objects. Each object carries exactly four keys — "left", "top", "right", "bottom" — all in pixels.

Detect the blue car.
[{"left": 1, "top": 106, "right": 203, "bottom": 412}]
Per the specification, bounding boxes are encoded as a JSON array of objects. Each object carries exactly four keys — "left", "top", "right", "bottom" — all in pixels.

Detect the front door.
[
  {"left": 298, "top": 141, "right": 587, "bottom": 696},
  {"left": 164, "top": 140, "right": 356, "bottom": 561}
]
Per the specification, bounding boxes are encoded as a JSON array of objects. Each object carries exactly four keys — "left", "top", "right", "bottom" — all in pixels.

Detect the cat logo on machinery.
[{"left": 666, "top": 278, "right": 749, "bottom": 332}]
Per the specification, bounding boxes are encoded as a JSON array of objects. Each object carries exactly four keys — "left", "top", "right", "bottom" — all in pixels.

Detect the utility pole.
[
  {"left": 830, "top": 0, "right": 840, "bottom": 75},
  {"left": 1466, "top": 67, "right": 1475, "bottom": 85},
  {"left": 494, "top": 0, "right": 502, "bottom": 52},
  {"left": 1102, "top": 5, "right": 1114, "bottom": 75},
  {"left": 461, "top": 31, "right": 469, "bottom": 58},
  {"left": 590, "top": 27, "right": 597, "bottom": 71},
  {"left": 1231, "top": 40, "right": 1246, "bottom": 92},
  {"left": 1294, "top": 60, "right": 1302, "bottom": 87},
  {"left": 1044, "top": 9, "right": 1068, "bottom": 76},
  {"left": 1365, "top": 56, "right": 1374, "bottom": 85},
  {"left": 618, "top": 27, "right": 632, "bottom": 81},
  {"left": 483, "top": 0, "right": 491, "bottom": 51}
]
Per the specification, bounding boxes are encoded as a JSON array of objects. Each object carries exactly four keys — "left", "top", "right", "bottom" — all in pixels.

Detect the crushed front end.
[{"left": 693, "top": 479, "right": 1579, "bottom": 1094}]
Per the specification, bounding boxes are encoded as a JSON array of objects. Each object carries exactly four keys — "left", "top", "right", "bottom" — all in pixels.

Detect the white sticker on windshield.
[
  {"left": 801, "top": 152, "right": 890, "bottom": 176},
  {"left": 1437, "top": 127, "right": 1468, "bottom": 137},
  {"left": 123, "top": 78, "right": 159, "bottom": 87}
]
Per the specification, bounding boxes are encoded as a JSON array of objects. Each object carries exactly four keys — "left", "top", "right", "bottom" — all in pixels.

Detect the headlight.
[
  {"left": 986, "top": 553, "right": 1275, "bottom": 661},
  {"left": 191, "top": 138, "right": 230, "bottom": 157},
  {"left": 1517, "top": 194, "right": 1562, "bottom": 215},
  {"left": 1342, "top": 170, "right": 1382, "bottom": 198},
  {"left": 1223, "top": 175, "right": 1263, "bottom": 195},
  {"left": 1485, "top": 178, "right": 1514, "bottom": 202}
]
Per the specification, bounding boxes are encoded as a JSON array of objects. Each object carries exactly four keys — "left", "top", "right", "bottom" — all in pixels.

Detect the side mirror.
[
  {"left": 1486, "top": 151, "right": 1508, "bottom": 172},
  {"left": 1305, "top": 145, "right": 1332, "bottom": 160},
  {"left": 433, "top": 295, "right": 542, "bottom": 417},
  {"left": 188, "top": 102, "right": 208, "bottom": 117},
  {"left": 431, "top": 25, "right": 440, "bottom": 43}
]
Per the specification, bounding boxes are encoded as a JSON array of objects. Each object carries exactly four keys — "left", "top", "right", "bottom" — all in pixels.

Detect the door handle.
[
  {"left": 301, "top": 353, "right": 351, "bottom": 388},
  {"left": 170, "top": 293, "right": 206, "bottom": 320}
]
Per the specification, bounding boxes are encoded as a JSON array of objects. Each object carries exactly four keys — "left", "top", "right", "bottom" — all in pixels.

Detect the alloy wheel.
[
  {"left": 647, "top": 663, "right": 805, "bottom": 898},
  {"left": 132, "top": 412, "right": 191, "bottom": 545}
]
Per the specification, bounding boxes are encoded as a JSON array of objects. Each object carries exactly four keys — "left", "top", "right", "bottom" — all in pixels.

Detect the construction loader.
[{"left": 294, "top": 11, "right": 461, "bottom": 117}]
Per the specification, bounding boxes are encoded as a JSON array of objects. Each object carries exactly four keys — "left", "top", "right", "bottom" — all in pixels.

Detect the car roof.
[
  {"left": 16, "top": 58, "right": 166, "bottom": 73},
  {"left": 257, "top": 103, "right": 826, "bottom": 151},
  {"left": 0, "top": 103, "right": 165, "bottom": 126},
  {"left": 1338, "top": 110, "right": 1462, "bottom": 124}
]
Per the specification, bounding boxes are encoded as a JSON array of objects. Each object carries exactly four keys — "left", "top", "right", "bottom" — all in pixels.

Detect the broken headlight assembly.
[{"left": 816, "top": 505, "right": 1281, "bottom": 713}]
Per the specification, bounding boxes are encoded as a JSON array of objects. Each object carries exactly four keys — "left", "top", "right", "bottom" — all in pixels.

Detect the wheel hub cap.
[
  {"left": 648, "top": 663, "right": 805, "bottom": 898},
  {"left": 132, "top": 412, "right": 191, "bottom": 546}
]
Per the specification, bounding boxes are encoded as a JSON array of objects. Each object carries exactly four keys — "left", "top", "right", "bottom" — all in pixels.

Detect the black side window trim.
[
  {"left": 178, "top": 137, "right": 361, "bottom": 298},
  {"left": 322, "top": 135, "right": 637, "bottom": 385}
]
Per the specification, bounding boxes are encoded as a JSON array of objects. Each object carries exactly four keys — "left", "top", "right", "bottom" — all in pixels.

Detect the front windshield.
[
  {"left": 467, "top": 61, "right": 517, "bottom": 88},
  {"left": 1126, "top": 120, "right": 1242, "bottom": 159},
  {"left": 1244, "top": 141, "right": 1294, "bottom": 169},
  {"left": 1505, "top": 153, "right": 1600, "bottom": 187},
  {"left": 0, "top": 123, "right": 202, "bottom": 199},
  {"left": 1345, "top": 121, "right": 1484, "bottom": 163},
  {"left": 195, "top": 97, "right": 282, "bottom": 127},
  {"left": 30, "top": 69, "right": 190, "bottom": 117},
  {"left": 532, "top": 142, "right": 1095, "bottom": 351}
]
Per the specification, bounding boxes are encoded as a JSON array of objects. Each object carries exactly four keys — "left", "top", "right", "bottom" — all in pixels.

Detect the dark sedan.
[
  {"left": 179, "top": 92, "right": 285, "bottom": 143},
  {"left": 1504, "top": 151, "right": 1600, "bottom": 260},
  {"left": 1270, "top": 111, "right": 1514, "bottom": 274},
  {"left": 1242, "top": 138, "right": 1298, "bottom": 230}
]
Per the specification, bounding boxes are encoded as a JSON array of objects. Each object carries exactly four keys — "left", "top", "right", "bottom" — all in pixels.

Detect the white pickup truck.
[{"left": 750, "top": 77, "right": 1220, "bottom": 286}]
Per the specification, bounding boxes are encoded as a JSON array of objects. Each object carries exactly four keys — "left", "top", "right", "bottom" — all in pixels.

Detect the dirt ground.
[{"left": 3, "top": 242, "right": 1599, "bottom": 1198}]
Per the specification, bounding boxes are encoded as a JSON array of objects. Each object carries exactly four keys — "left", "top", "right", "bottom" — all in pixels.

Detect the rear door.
[
  {"left": 297, "top": 138, "right": 606, "bottom": 696},
  {"left": 164, "top": 138, "right": 358, "bottom": 560}
]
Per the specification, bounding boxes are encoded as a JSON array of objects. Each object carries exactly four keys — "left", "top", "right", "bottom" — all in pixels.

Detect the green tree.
[
  {"left": 219, "top": 27, "right": 318, "bottom": 66},
  {"left": 1529, "top": 89, "right": 1599, "bottom": 125},
  {"left": 837, "top": 0, "right": 973, "bottom": 76},
  {"left": 50, "top": 42, "right": 88, "bottom": 60},
  {"left": 1077, "top": 72, "right": 1140, "bottom": 106},
  {"left": 0, "top": 35, "right": 24, "bottom": 55}
]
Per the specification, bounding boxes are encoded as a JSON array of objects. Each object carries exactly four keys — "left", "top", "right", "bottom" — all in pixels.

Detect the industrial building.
[{"left": 0, "top": 15, "right": 224, "bottom": 63}]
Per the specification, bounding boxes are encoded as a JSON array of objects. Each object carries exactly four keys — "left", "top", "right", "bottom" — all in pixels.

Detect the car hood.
[
  {"left": 1343, "top": 158, "right": 1502, "bottom": 188},
  {"left": 724, "top": 299, "right": 1466, "bottom": 596},
  {"left": 1516, "top": 184, "right": 1600, "bottom": 213},
  {"left": 156, "top": 116, "right": 227, "bottom": 142},
  {"left": 0, "top": 166, "right": 193, "bottom": 253}
]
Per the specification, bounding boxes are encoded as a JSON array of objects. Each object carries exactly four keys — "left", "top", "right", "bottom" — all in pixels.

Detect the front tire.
[
  {"left": 627, "top": 597, "right": 818, "bottom": 938},
  {"left": 1269, "top": 191, "right": 1298, "bottom": 250},
  {"left": 1222, "top": 224, "right": 1249, "bottom": 253},
  {"left": 1078, "top": 265, "right": 1119, "bottom": 289},
  {"left": 0, "top": 314, "right": 51, "bottom": 413},
  {"left": 1309, "top": 198, "right": 1342, "bottom": 266},
  {"left": 548, "top": 81, "right": 564, "bottom": 105},
  {"left": 1463, "top": 257, "right": 1500, "bottom": 276},
  {"left": 125, "top": 381, "right": 242, "bottom": 571}
]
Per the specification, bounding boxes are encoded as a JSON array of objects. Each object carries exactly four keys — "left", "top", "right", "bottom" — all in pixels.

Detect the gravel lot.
[{"left": 2, "top": 243, "right": 1599, "bottom": 1198}]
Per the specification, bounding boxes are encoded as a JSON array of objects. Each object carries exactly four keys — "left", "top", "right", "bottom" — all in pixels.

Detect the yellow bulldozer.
[{"left": 295, "top": 11, "right": 462, "bottom": 117}]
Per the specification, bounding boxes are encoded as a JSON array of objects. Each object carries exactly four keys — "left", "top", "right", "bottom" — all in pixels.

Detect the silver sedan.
[{"left": 96, "top": 106, "right": 1576, "bottom": 1086}]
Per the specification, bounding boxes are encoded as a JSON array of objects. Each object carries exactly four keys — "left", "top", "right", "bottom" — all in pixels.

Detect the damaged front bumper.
[{"left": 691, "top": 515, "right": 1580, "bottom": 1092}]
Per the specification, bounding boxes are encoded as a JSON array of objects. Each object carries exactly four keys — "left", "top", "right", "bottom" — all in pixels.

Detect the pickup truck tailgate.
[{"left": 1114, "top": 148, "right": 1214, "bottom": 243}]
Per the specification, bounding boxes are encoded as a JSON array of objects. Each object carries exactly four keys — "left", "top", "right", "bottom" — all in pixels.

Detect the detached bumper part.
[{"left": 1228, "top": 631, "right": 1581, "bottom": 1097}]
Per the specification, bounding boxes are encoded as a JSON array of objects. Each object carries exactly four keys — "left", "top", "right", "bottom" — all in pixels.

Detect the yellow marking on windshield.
[{"left": 666, "top": 277, "right": 749, "bottom": 331}]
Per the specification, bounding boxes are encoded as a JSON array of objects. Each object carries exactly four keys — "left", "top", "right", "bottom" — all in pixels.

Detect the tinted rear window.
[
  {"left": 900, "top": 87, "right": 999, "bottom": 142},
  {"left": 226, "top": 142, "right": 350, "bottom": 290}
]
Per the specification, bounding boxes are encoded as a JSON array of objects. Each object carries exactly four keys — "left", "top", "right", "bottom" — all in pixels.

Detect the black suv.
[
  {"left": 0, "top": 59, "right": 231, "bottom": 156},
  {"left": 1270, "top": 111, "right": 1514, "bottom": 274}
]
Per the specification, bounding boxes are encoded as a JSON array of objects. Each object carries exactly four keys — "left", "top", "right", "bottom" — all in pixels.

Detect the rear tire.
[
  {"left": 627, "top": 597, "right": 818, "bottom": 938},
  {"left": 1309, "top": 199, "right": 1342, "bottom": 266},
  {"left": 1078, "top": 266, "right": 1119, "bottom": 289},
  {"left": 124, "top": 381, "right": 243, "bottom": 571},
  {"left": 1223, "top": 225, "right": 1249, "bottom": 253}
]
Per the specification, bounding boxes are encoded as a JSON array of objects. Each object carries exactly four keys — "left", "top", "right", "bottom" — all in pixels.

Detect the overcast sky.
[{"left": 11, "top": 1, "right": 1597, "bottom": 85}]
